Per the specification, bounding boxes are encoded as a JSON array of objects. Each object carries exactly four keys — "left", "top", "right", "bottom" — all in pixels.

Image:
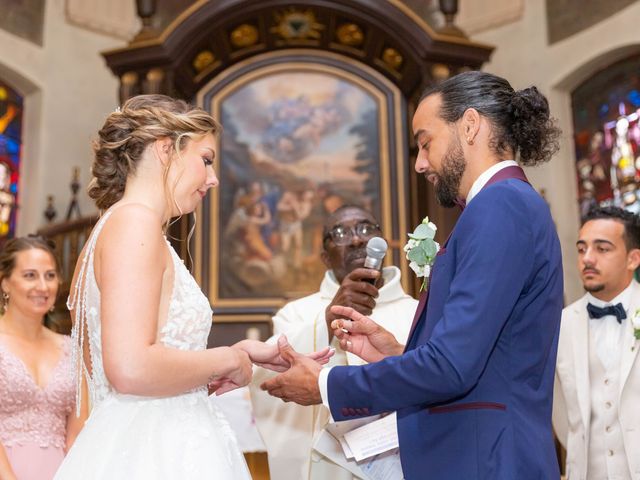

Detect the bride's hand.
[
  {"left": 208, "top": 347, "right": 252, "bottom": 396},
  {"left": 233, "top": 337, "right": 334, "bottom": 372}
]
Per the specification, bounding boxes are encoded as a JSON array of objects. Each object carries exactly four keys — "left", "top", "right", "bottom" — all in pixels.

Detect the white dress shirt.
[{"left": 586, "top": 282, "right": 633, "bottom": 370}]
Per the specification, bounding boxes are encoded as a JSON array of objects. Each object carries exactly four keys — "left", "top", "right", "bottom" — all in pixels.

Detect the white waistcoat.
[{"left": 587, "top": 338, "right": 631, "bottom": 480}]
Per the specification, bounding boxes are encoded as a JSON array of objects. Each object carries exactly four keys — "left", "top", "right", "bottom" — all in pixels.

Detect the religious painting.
[
  {"left": 197, "top": 53, "right": 409, "bottom": 314},
  {"left": 0, "top": 80, "right": 22, "bottom": 240},
  {"left": 571, "top": 54, "right": 640, "bottom": 219},
  {"left": 218, "top": 70, "right": 380, "bottom": 299}
]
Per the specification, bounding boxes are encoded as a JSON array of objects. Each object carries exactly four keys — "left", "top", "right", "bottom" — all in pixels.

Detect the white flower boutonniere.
[
  {"left": 404, "top": 216, "right": 440, "bottom": 291},
  {"left": 632, "top": 308, "right": 640, "bottom": 340}
]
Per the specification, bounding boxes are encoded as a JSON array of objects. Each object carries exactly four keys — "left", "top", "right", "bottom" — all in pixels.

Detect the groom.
[{"left": 262, "top": 71, "right": 563, "bottom": 479}]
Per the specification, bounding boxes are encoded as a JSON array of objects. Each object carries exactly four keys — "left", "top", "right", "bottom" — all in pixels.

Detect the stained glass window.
[
  {"left": 0, "top": 81, "right": 22, "bottom": 239},
  {"left": 571, "top": 54, "right": 640, "bottom": 219}
]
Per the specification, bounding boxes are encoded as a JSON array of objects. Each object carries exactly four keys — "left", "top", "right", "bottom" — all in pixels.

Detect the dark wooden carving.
[{"left": 104, "top": 0, "right": 492, "bottom": 102}]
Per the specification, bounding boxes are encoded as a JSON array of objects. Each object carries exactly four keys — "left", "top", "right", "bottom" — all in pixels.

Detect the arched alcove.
[{"left": 567, "top": 51, "right": 640, "bottom": 218}]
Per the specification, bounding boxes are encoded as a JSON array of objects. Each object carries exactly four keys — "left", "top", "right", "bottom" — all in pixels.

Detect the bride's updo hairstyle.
[{"left": 88, "top": 94, "right": 220, "bottom": 210}]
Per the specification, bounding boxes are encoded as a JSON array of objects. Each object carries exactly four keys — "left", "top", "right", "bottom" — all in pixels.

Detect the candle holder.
[
  {"left": 65, "top": 167, "right": 82, "bottom": 220},
  {"left": 133, "top": 0, "right": 158, "bottom": 42},
  {"left": 438, "top": 0, "right": 466, "bottom": 37},
  {"left": 44, "top": 195, "right": 57, "bottom": 223}
]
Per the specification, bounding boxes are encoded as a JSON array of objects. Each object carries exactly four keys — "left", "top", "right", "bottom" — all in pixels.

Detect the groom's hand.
[
  {"left": 260, "top": 336, "right": 322, "bottom": 406},
  {"left": 324, "top": 268, "right": 380, "bottom": 341},
  {"left": 331, "top": 305, "right": 404, "bottom": 362}
]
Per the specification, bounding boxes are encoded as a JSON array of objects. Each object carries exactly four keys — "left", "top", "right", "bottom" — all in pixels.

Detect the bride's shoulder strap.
[
  {"left": 67, "top": 208, "right": 115, "bottom": 310},
  {"left": 67, "top": 208, "right": 115, "bottom": 416}
]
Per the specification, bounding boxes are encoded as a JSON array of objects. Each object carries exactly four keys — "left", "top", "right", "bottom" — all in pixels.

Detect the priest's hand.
[{"left": 260, "top": 336, "right": 323, "bottom": 406}]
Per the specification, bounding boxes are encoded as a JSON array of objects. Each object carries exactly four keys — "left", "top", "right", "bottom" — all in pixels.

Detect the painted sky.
[{"left": 223, "top": 71, "right": 377, "bottom": 185}]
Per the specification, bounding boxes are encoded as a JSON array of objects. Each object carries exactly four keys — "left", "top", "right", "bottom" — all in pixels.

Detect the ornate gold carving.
[
  {"left": 144, "top": 68, "right": 164, "bottom": 94},
  {"left": 119, "top": 71, "right": 139, "bottom": 102},
  {"left": 336, "top": 23, "right": 364, "bottom": 46},
  {"left": 121, "top": 71, "right": 138, "bottom": 86},
  {"left": 382, "top": 47, "right": 403, "bottom": 70},
  {"left": 146, "top": 68, "right": 164, "bottom": 82},
  {"left": 271, "top": 9, "right": 324, "bottom": 40},
  {"left": 193, "top": 50, "right": 215, "bottom": 73},
  {"left": 431, "top": 63, "right": 451, "bottom": 80},
  {"left": 231, "top": 23, "right": 259, "bottom": 48}
]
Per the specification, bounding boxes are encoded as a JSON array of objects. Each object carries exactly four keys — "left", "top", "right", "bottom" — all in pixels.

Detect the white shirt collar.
[
  {"left": 466, "top": 160, "right": 519, "bottom": 205},
  {"left": 586, "top": 280, "right": 634, "bottom": 313}
]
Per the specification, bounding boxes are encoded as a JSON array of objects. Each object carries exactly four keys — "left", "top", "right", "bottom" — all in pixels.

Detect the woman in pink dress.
[{"left": 0, "top": 236, "right": 88, "bottom": 480}]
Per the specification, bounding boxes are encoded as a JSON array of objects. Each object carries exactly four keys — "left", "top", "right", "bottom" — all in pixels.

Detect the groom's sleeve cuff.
[{"left": 319, "top": 366, "right": 333, "bottom": 411}]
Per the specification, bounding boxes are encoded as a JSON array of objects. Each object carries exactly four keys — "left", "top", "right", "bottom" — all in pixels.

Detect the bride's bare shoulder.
[
  {"left": 100, "top": 204, "right": 163, "bottom": 240},
  {"left": 95, "top": 204, "right": 166, "bottom": 261}
]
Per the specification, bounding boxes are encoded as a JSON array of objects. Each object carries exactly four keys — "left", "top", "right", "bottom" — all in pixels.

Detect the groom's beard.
[{"left": 434, "top": 135, "right": 466, "bottom": 208}]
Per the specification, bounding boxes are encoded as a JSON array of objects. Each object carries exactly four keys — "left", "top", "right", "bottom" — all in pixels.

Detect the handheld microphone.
[{"left": 363, "top": 237, "right": 388, "bottom": 283}]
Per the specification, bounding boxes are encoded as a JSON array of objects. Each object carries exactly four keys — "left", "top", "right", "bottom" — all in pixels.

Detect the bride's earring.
[{"left": 2, "top": 291, "right": 9, "bottom": 309}]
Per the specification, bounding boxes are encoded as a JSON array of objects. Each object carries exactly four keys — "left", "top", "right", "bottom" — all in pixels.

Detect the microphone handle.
[{"left": 363, "top": 256, "right": 383, "bottom": 285}]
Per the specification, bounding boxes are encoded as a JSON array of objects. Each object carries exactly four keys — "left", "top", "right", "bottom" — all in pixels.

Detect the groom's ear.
[{"left": 459, "top": 107, "right": 481, "bottom": 144}]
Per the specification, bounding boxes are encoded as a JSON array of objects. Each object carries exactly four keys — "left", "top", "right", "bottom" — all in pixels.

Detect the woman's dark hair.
[{"left": 421, "top": 71, "right": 561, "bottom": 166}]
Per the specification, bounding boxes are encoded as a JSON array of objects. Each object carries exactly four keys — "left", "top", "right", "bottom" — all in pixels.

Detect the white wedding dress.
[{"left": 54, "top": 211, "right": 251, "bottom": 479}]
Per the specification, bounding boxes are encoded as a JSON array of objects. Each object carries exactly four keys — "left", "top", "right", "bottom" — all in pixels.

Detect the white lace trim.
[{"left": 67, "top": 210, "right": 113, "bottom": 417}]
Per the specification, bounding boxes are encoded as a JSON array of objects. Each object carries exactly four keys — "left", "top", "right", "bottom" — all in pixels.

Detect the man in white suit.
[
  {"left": 553, "top": 206, "right": 640, "bottom": 479},
  {"left": 249, "top": 205, "right": 416, "bottom": 480}
]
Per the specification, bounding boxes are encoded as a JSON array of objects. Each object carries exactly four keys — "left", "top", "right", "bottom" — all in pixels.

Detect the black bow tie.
[{"left": 586, "top": 302, "right": 627, "bottom": 323}]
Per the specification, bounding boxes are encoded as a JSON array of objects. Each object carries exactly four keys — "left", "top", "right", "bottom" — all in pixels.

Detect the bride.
[{"left": 54, "top": 95, "right": 332, "bottom": 479}]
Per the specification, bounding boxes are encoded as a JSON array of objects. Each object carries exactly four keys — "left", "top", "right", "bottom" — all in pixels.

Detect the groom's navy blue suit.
[{"left": 327, "top": 167, "right": 563, "bottom": 479}]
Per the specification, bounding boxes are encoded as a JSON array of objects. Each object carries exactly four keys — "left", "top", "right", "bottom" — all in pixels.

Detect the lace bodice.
[
  {"left": 68, "top": 210, "right": 213, "bottom": 409},
  {"left": 0, "top": 337, "right": 74, "bottom": 448}
]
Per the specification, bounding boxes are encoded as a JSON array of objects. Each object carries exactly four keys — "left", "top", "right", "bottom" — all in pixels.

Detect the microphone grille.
[{"left": 366, "top": 237, "right": 388, "bottom": 260}]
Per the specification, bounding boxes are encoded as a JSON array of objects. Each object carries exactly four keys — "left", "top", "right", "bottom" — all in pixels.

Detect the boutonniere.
[
  {"left": 404, "top": 216, "right": 440, "bottom": 291},
  {"left": 632, "top": 308, "right": 640, "bottom": 340}
]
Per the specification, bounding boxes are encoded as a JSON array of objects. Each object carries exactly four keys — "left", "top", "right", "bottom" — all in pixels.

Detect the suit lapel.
[
  {"left": 405, "top": 290, "right": 428, "bottom": 350},
  {"left": 619, "top": 281, "right": 640, "bottom": 398},
  {"left": 571, "top": 298, "right": 591, "bottom": 431}
]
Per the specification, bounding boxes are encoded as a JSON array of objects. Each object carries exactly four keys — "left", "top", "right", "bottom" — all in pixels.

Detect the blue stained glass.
[
  {"left": 598, "top": 104, "right": 609, "bottom": 117},
  {"left": 628, "top": 89, "right": 640, "bottom": 107},
  {"left": 0, "top": 80, "right": 22, "bottom": 239},
  {"left": 5, "top": 138, "right": 18, "bottom": 155}
]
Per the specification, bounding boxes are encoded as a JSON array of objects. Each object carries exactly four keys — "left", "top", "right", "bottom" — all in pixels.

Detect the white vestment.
[{"left": 250, "top": 266, "right": 417, "bottom": 480}]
